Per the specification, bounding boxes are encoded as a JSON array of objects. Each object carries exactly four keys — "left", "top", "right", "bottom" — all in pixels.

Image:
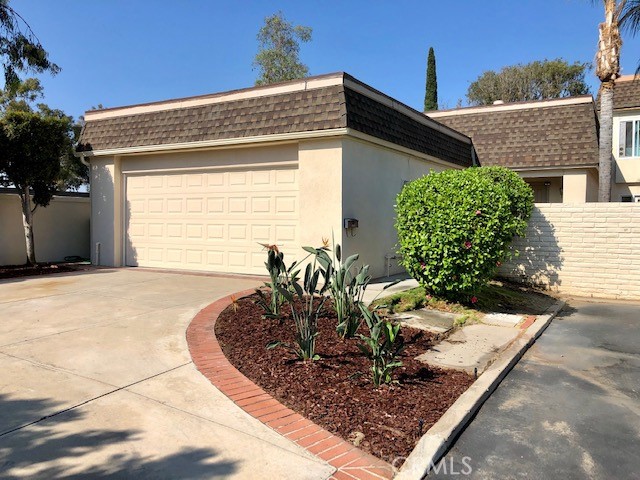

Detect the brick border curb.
[
  {"left": 186, "top": 290, "right": 395, "bottom": 480},
  {"left": 395, "top": 299, "right": 566, "bottom": 480}
]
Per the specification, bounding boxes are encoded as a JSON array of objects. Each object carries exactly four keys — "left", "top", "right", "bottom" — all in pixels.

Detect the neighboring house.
[
  {"left": 610, "top": 75, "right": 640, "bottom": 202},
  {"left": 77, "top": 72, "right": 475, "bottom": 277},
  {"left": 427, "top": 96, "right": 600, "bottom": 203}
]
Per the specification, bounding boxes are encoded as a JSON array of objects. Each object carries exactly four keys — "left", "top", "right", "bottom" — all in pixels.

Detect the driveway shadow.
[{"left": 0, "top": 393, "right": 237, "bottom": 479}]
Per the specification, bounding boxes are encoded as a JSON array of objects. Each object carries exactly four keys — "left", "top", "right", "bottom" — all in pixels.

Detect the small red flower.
[
  {"left": 420, "top": 262, "right": 426, "bottom": 270},
  {"left": 471, "top": 296, "right": 478, "bottom": 304},
  {"left": 475, "top": 210, "right": 482, "bottom": 216},
  {"left": 496, "top": 261, "right": 502, "bottom": 267},
  {"left": 464, "top": 241, "right": 472, "bottom": 249}
]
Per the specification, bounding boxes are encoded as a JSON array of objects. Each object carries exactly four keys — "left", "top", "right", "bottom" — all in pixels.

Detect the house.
[
  {"left": 427, "top": 96, "right": 600, "bottom": 203},
  {"left": 77, "top": 72, "right": 475, "bottom": 278},
  {"left": 610, "top": 75, "right": 640, "bottom": 202}
]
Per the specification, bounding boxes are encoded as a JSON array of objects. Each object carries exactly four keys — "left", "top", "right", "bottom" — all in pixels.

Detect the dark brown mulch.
[
  {"left": 0, "top": 262, "right": 92, "bottom": 280},
  {"left": 215, "top": 294, "right": 474, "bottom": 464}
]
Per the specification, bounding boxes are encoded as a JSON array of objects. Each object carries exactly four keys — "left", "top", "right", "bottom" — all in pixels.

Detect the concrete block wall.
[
  {"left": 500, "top": 203, "right": 640, "bottom": 300},
  {"left": 0, "top": 193, "right": 90, "bottom": 265}
]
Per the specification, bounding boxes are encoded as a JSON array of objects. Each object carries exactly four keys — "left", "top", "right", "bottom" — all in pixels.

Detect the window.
[
  {"left": 621, "top": 195, "right": 640, "bottom": 202},
  {"left": 619, "top": 120, "right": 640, "bottom": 157}
]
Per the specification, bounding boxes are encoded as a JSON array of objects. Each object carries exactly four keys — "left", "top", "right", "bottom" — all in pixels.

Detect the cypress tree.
[{"left": 424, "top": 47, "right": 438, "bottom": 111}]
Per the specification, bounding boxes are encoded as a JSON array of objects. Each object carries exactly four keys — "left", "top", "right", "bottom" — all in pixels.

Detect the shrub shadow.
[{"left": 501, "top": 206, "right": 564, "bottom": 289}]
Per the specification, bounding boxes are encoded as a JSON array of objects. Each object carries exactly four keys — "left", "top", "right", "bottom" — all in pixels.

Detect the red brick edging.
[{"left": 186, "top": 290, "right": 395, "bottom": 480}]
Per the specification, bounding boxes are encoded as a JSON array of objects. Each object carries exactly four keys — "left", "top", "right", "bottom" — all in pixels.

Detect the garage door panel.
[{"left": 125, "top": 166, "right": 299, "bottom": 274}]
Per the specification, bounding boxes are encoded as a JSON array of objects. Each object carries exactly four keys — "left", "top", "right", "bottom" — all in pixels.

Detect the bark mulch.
[
  {"left": 0, "top": 262, "right": 92, "bottom": 280},
  {"left": 215, "top": 293, "right": 475, "bottom": 464}
]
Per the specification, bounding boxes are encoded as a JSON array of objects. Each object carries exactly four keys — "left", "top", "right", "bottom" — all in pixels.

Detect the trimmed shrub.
[{"left": 395, "top": 166, "right": 533, "bottom": 300}]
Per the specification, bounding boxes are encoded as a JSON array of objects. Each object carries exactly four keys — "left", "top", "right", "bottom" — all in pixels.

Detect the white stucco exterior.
[
  {"left": 0, "top": 193, "right": 90, "bottom": 265},
  {"left": 611, "top": 109, "right": 640, "bottom": 201},
  {"left": 88, "top": 135, "right": 463, "bottom": 278}
]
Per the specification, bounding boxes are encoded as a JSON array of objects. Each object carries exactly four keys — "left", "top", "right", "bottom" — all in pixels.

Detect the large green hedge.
[{"left": 395, "top": 166, "right": 533, "bottom": 300}]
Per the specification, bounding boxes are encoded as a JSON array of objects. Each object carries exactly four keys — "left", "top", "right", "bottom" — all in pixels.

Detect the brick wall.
[{"left": 500, "top": 203, "right": 640, "bottom": 300}]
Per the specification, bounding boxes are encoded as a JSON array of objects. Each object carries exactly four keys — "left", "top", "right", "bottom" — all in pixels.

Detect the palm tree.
[
  {"left": 620, "top": 1, "right": 640, "bottom": 73},
  {"left": 595, "top": 0, "right": 624, "bottom": 202},
  {"left": 594, "top": 0, "right": 640, "bottom": 202}
]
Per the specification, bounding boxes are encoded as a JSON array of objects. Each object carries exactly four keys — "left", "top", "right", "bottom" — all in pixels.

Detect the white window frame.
[{"left": 618, "top": 119, "right": 640, "bottom": 158}]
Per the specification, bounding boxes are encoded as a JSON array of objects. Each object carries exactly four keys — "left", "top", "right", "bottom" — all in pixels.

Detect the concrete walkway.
[
  {"left": 0, "top": 269, "right": 334, "bottom": 479},
  {"left": 428, "top": 299, "right": 640, "bottom": 479}
]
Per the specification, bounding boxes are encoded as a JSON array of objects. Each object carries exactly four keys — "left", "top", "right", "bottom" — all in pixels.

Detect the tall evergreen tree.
[{"left": 424, "top": 47, "right": 438, "bottom": 111}]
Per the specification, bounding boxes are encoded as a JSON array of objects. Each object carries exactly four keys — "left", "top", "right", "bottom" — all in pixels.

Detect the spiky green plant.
[
  {"left": 309, "top": 241, "right": 371, "bottom": 338},
  {"left": 267, "top": 250, "right": 329, "bottom": 360},
  {"left": 357, "top": 304, "right": 404, "bottom": 386}
]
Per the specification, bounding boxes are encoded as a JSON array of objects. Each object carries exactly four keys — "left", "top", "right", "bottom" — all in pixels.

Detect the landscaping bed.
[
  {"left": 0, "top": 261, "right": 92, "bottom": 280},
  {"left": 373, "top": 278, "right": 557, "bottom": 321},
  {"left": 215, "top": 293, "right": 474, "bottom": 464}
]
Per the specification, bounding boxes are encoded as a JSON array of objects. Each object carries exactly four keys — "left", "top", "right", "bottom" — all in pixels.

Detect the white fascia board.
[{"left": 427, "top": 96, "right": 594, "bottom": 118}]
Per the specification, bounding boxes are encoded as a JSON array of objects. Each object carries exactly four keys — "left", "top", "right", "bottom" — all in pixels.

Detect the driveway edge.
[
  {"left": 395, "top": 299, "right": 566, "bottom": 480},
  {"left": 186, "top": 291, "right": 395, "bottom": 480}
]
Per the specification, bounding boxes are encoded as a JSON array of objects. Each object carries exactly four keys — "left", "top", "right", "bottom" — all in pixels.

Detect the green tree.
[
  {"left": 0, "top": 0, "right": 59, "bottom": 91},
  {"left": 1, "top": 79, "right": 87, "bottom": 190},
  {"left": 253, "top": 12, "right": 312, "bottom": 86},
  {"left": 424, "top": 47, "right": 438, "bottom": 111},
  {"left": 0, "top": 100, "right": 74, "bottom": 265},
  {"left": 466, "top": 59, "right": 591, "bottom": 106}
]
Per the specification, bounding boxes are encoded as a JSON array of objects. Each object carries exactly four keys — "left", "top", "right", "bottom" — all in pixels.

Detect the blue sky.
[{"left": 14, "top": 0, "right": 640, "bottom": 120}]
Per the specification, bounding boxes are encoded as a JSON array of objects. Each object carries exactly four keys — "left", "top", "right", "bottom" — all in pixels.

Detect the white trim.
[
  {"left": 122, "top": 160, "right": 298, "bottom": 175},
  {"left": 79, "top": 128, "right": 350, "bottom": 157},
  {"left": 121, "top": 173, "right": 127, "bottom": 267},
  {"left": 427, "top": 96, "right": 594, "bottom": 118},
  {"left": 85, "top": 74, "right": 345, "bottom": 120},
  {"left": 344, "top": 129, "right": 467, "bottom": 169},
  {"left": 512, "top": 164, "right": 598, "bottom": 172},
  {"left": 343, "top": 78, "right": 471, "bottom": 144}
]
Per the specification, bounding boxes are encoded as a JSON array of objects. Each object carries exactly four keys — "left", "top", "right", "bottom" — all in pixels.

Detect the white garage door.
[{"left": 125, "top": 166, "right": 299, "bottom": 274}]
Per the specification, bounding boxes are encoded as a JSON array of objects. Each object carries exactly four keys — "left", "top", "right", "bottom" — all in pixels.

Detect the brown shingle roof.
[
  {"left": 612, "top": 76, "right": 640, "bottom": 110},
  {"left": 78, "top": 73, "right": 473, "bottom": 168},
  {"left": 428, "top": 98, "right": 599, "bottom": 169}
]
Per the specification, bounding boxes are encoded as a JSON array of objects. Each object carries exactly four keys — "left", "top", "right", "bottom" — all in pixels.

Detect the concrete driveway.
[
  {"left": 429, "top": 299, "right": 640, "bottom": 479},
  {"left": 0, "top": 269, "right": 334, "bottom": 479}
]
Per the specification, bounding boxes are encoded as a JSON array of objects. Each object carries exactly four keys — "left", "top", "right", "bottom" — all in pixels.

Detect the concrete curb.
[{"left": 394, "top": 299, "right": 566, "bottom": 480}]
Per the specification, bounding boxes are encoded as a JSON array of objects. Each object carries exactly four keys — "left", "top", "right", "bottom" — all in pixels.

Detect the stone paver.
[
  {"left": 0, "top": 269, "right": 334, "bottom": 479},
  {"left": 416, "top": 324, "right": 520, "bottom": 373}
]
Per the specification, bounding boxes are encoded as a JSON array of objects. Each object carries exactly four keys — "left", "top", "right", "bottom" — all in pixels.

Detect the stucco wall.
[
  {"left": 0, "top": 193, "right": 90, "bottom": 265},
  {"left": 612, "top": 111, "right": 640, "bottom": 201},
  {"left": 87, "top": 138, "right": 465, "bottom": 277},
  {"left": 90, "top": 156, "right": 119, "bottom": 265},
  {"left": 297, "top": 139, "right": 343, "bottom": 258},
  {"left": 500, "top": 203, "right": 640, "bottom": 300},
  {"left": 340, "top": 137, "right": 454, "bottom": 279}
]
